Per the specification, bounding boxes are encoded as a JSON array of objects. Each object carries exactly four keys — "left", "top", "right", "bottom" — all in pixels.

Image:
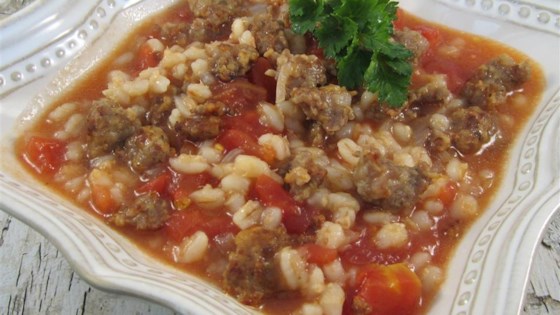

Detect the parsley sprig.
[{"left": 289, "top": 0, "right": 412, "bottom": 107}]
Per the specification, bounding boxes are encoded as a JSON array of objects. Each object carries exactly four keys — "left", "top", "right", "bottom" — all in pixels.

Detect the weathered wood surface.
[{"left": 1, "top": 210, "right": 559, "bottom": 315}]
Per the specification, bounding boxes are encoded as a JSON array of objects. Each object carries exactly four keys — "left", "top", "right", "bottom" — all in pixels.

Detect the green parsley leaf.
[
  {"left": 337, "top": 41, "right": 372, "bottom": 89},
  {"left": 315, "top": 14, "right": 358, "bottom": 58},
  {"left": 289, "top": 0, "right": 412, "bottom": 107},
  {"left": 334, "top": 0, "right": 377, "bottom": 29},
  {"left": 289, "top": 0, "right": 325, "bottom": 35},
  {"left": 364, "top": 49, "right": 412, "bottom": 107}
]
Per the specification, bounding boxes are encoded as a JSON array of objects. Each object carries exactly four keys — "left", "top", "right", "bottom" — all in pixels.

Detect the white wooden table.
[{"left": 1, "top": 210, "right": 559, "bottom": 314}]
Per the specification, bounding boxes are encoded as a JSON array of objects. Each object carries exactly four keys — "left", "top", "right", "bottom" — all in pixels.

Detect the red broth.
[{"left": 16, "top": 1, "right": 544, "bottom": 314}]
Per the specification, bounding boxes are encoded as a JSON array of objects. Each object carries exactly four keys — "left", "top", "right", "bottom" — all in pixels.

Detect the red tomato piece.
[
  {"left": 221, "top": 110, "right": 273, "bottom": 138},
  {"left": 91, "top": 184, "right": 119, "bottom": 215},
  {"left": 218, "top": 128, "right": 274, "bottom": 163},
  {"left": 169, "top": 172, "right": 215, "bottom": 209},
  {"left": 355, "top": 263, "right": 422, "bottom": 315},
  {"left": 341, "top": 234, "right": 407, "bottom": 266},
  {"left": 165, "top": 210, "right": 206, "bottom": 242},
  {"left": 253, "top": 174, "right": 312, "bottom": 234},
  {"left": 136, "top": 42, "right": 160, "bottom": 71},
  {"left": 23, "top": 136, "right": 66, "bottom": 174},
  {"left": 135, "top": 171, "right": 172, "bottom": 196},
  {"left": 393, "top": 8, "right": 406, "bottom": 30},
  {"left": 414, "top": 25, "right": 441, "bottom": 46},
  {"left": 301, "top": 243, "right": 338, "bottom": 265},
  {"left": 438, "top": 181, "right": 457, "bottom": 207},
  {"left": 249, "top": 57, "right": 277, "bottom": 103},
  {"left": 201, "top": 215, "right": 239, "bottom": 239},
  {"left": 165, "top": 209, "right": 236, "bottom": 242},
  {"left": 212, "top": 79, "right": 267, "bottom": 113},
  {"left": 422, "top": 57, "right": 468, "bottom": 93}
]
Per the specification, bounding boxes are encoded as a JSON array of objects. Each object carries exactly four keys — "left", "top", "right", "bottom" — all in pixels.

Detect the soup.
[{"left": 16, "top": 0, "right": 544, "bottom": 314}]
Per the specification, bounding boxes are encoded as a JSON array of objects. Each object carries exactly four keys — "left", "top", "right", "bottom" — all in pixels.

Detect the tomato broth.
[{"left": 16, "top": 1, "right": 544, "bottom": 314}]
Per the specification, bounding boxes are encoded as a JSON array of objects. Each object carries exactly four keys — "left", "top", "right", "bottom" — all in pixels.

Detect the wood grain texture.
[
  {"left": 0, "top": 212, "right": 176, "bottom": 315},
  {"left": 1, "top": 209, "right": 559, "bottom": 315},
  {"left": 522, "top": 211, "right": 560, "bottom": 315}
]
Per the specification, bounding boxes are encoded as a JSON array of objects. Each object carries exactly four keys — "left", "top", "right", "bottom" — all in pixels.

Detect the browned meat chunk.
[
  {"left": 407, "top": 75, "right": 450, "bottom": 116},
  {"left": 290, "top": 85, "right": 354, "bottom": 134},
  {"left": 249, "top": 13, "right": 289, "bottom": 54},
  {"left": 462, "top": 55, "right": 530, "bottom": 110},
  {"left": 284, "top": 147, "right": 329, "bottom": 201},
  {"left": 207, "top": 43, "right": 259, "bottom": 81},
  {"left": 112, "top": 192, "right": 170, "bottom": 230},
  {"left": 146, "top": 95, "right": 174, "bottom": 127},
  {"left": 187, "top": 0, "right": 242, "bottom": 18},
  {"left": 159, "top": 0, "right": 243, "bottom": 45},
  {"left": 394, "top": 28, "right": 429, "bottom": 62},
  {"left": 159, "top": 22, "right": 192, "bottom": 47},
  {"left": 174, "top": 100, "right": 225, "bottom": 141},
  {"left": 308, "top": 121, "right": 327, "bottom": 148},
  {"left": 353, "top": 152, "right": 429, "bottom": 211},
  {"left": 276, "top": 52, "right": 327, "bottom": 102},
  {"left": 223, "top": 227, "right": 291, "bottom": 305},
  {"left": 187, "top": 0, "right": 244, "bottom": 43},
  {"left": 123, "top": 126, "right": 171, "bottom": 173},
  {"left": 86, "top": 99, "right": 140, "bottom": 158},
  {"left": 450, "top": 106, "right": 497, "bottom": 155},
  {"left": 426, "top": 129, "right": 452, "bottom": 153}
]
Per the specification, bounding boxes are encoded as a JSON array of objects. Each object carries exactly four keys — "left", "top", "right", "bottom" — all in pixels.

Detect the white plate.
[{"left": 0, "top": 0, "right": 559, "bottom": 314}]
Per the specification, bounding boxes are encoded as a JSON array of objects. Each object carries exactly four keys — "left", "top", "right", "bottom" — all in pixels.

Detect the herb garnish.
[{"left": 289, "top": 0, "right": 412, "bottom": 107}]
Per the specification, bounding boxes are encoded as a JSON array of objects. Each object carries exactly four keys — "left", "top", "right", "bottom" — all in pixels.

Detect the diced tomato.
[
  {"left": 301, "top": 243, "right": 338, "bottom": 265},
  {"left": 165, "top": 210, "right": 206, "bottom": 242},
  {"left": 90, "top": 182, "right": 119, "bottom": 215},
  {"left": 218, "top": 128, "right": 274, "bottom": 163},
  {"left": 222, "top": 110, "right": 274, "bottom": 138},
  {"left": 136, "top": 42, "right": 160, "bottom": 72},
  {"left": 354, "top": 263, "right": 422, "bottom": 315},
  {"left": 393, "top": 8, "right": 406, "bottom": 30},
  {"left": 422, "top": 57, "right": 468, "bottom": 93},
  {"left": 394, "top": 9, "right": 441, "bottom": 46},
  {"left": 414, "top": 25, "right": 441, "bottom": 46},
  {"left": 169, "top": 172, "right": 214, "bottom": 208},
  {"left": 212, "top": 79, "right": 267, "bottom": 113},
  {"left": 249, "top": 57, "right": 277, "bottom": 103},
  {"left": 135, "top": 171, "right": 172, "bottom": 196},
  {"left": 253, "top": 174, "right": 298, "bottom": 214},
  {"left": 253, "top": 174, "right": 312, "bottom": 234},
  {"left": 201, "top": 215, "right": 239, "bottom": 239},
  {"left": 438, "top": 181, "right": 457, "bottom": 207},
  {"left": 164, "top": 209, "right": 236, "bottom": 242},
  {"left": 23, "top": 136, "right": 66, "bottom": 174}
]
